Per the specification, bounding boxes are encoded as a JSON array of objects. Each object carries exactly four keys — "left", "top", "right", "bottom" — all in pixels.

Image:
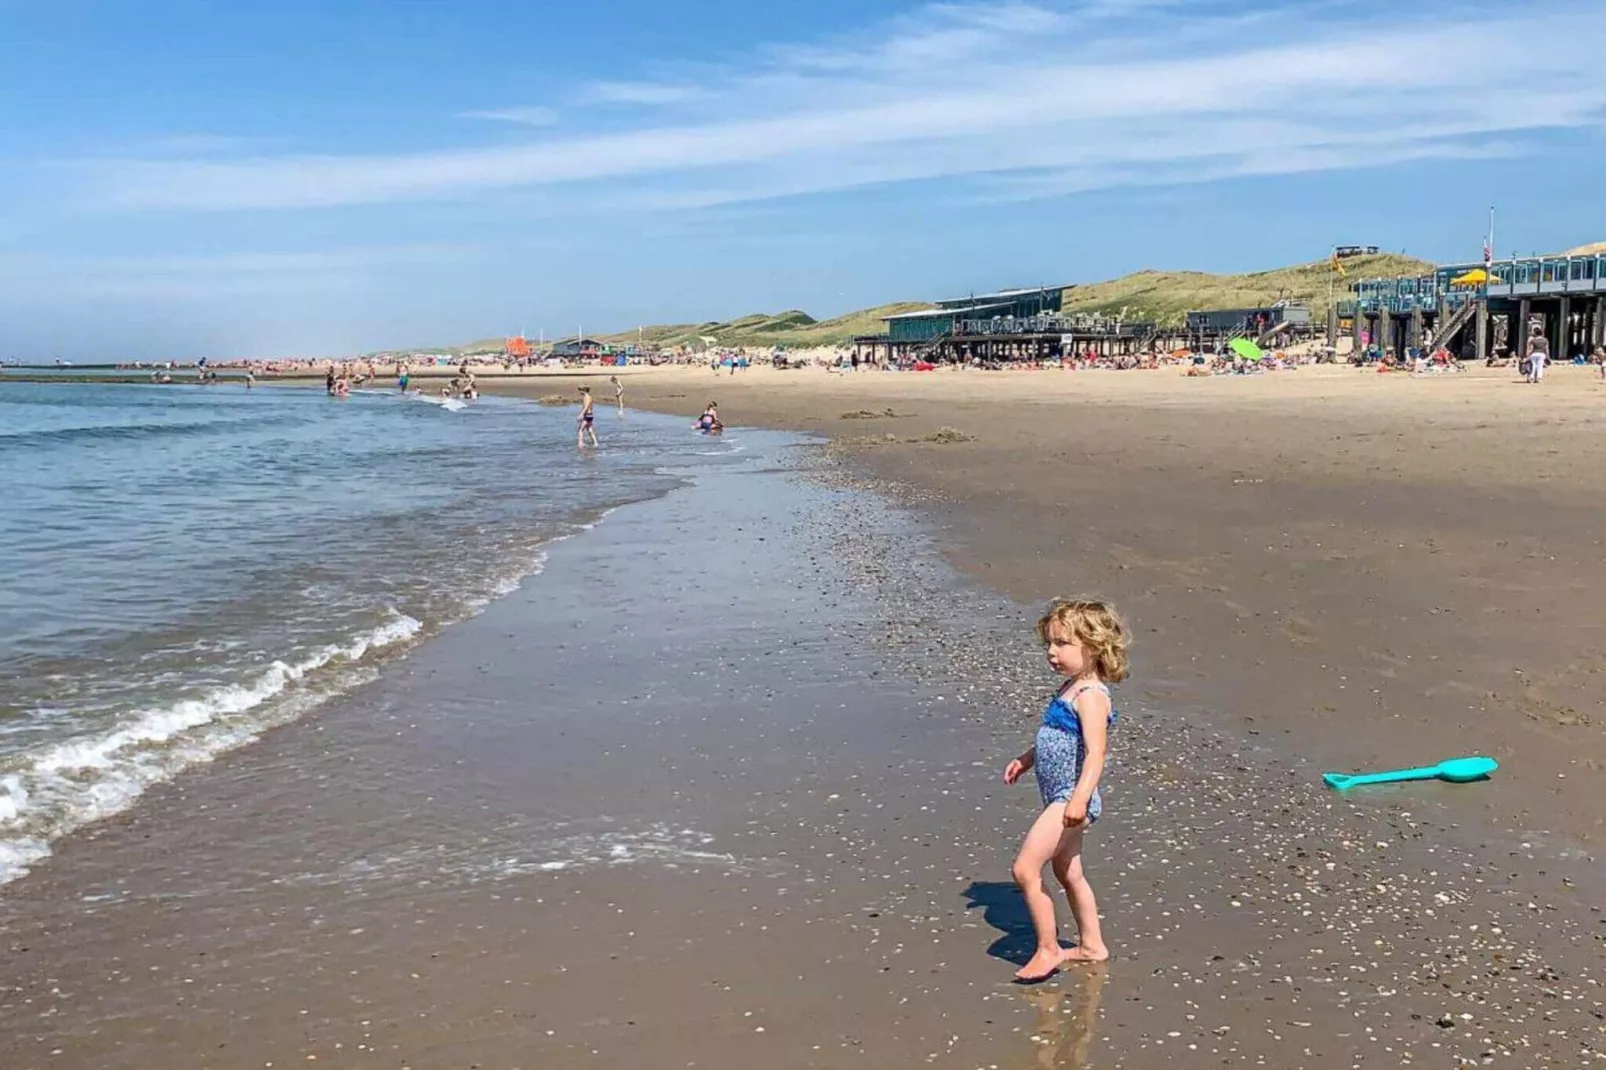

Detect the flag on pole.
[
  {"left": 1330, "top": 250, "right": 1347, "bottom": 279},
  {"left": 1483, "top": 237, "right": 1491, "bottom": 266}
]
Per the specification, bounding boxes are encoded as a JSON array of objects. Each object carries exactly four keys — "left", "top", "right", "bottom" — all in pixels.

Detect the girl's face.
[{"left": 1045, "top": 622, "right": 1093, "bottom": 678}]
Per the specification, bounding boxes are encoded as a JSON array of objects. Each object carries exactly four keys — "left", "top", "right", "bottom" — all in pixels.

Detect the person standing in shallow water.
[
  {"left": 610, "top": 375, "right": 624, "bottom": 413},
  {"left": 1003, "top": 598, "right": 1127, "bottom": 981},
  {"left": 577, "top": 386, "right": 598, "bottom": 448}
]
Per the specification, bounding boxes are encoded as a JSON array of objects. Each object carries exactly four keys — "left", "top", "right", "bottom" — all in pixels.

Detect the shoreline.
[
  {"left": 2, "top": 422, "right": 1602, "bottom": 1067},
  {"left": 0, "top": 392, "right": 725, "bottom": 889},
  {"left": 485, "top": 363, "right": 1606, "bottom": 852}
]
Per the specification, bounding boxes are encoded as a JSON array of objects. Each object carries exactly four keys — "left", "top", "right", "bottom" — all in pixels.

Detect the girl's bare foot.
[
  {"left": 1062, "top": 944, "right": 1110, "bottom": 963},
  {"left": 1015, "top": 947, "right": 1070, "bottom": 982}
]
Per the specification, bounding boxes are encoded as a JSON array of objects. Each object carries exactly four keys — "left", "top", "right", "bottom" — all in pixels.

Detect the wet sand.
[
  {"left": 2, "top": 387, "right": 1604, "bottom": 1067},
  {"left": 494, "top": 362, "right": 1606, "bottom": 849}
]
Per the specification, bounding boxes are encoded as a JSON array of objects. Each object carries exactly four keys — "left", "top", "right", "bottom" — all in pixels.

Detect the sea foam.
[{"left": 0, "top": 613, "right": 421, "bottom": 887}]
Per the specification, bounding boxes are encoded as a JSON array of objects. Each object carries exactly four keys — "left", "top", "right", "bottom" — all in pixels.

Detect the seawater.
[{"left": 0, "top": 381, "right": 742, "bottom": 884}]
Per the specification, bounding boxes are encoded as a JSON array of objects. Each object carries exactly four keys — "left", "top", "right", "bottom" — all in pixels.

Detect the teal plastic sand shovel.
[{"left": 1322, "top": 756, "right": 1498, "bottom": 791}]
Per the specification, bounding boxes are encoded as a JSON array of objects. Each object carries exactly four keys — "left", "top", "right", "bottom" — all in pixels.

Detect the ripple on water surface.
[{"left": 0, "top": 381, "right": 749, "bottom": 884}]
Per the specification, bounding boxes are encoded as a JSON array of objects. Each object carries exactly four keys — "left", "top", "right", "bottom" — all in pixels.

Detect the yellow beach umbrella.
[{"left": 1451, "top": 268, "right": 1502, "bottom": 286}]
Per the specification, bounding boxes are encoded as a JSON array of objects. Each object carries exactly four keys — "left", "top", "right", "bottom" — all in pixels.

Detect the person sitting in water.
[{"left": 694, "top": 401, "right": 723, "bottom": 433}]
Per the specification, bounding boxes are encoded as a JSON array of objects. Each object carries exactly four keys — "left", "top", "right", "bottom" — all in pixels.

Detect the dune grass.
[
  {"left": 415, "top": 254, "right": 1434, "bottom": 353},
  {"left": 1059, "top": 253, "right": 1433, "bottom": 326}
]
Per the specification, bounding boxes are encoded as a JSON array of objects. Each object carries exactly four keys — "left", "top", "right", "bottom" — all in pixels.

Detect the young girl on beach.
[{"left": 1003, "top": 598, "right": 1128, "bottom": 981}]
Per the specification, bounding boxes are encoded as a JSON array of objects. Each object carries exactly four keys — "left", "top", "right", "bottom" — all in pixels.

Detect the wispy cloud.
[
  {"left": 580, "top": 81, "right": 706, "bottom": 106},
  {"left": 74, "top": 1, "right": 1606, "bottom": 214},
  {"left": 125, "top": 133, "right": 268, "bottom": 157},
  {"left": 0, "top": 244, "right": 476, "bottom": 298},
  {"left": 460, "top": 106, "right": 562, "bottom": 126}
]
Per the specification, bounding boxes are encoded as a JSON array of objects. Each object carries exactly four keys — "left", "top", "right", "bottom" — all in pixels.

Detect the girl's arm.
[
  {"left": 1003, "top": 745, "right": 1035, "bottom": 784},
  {"left": 1065, "top": 690, "right": 1110, "bottom": 826}
]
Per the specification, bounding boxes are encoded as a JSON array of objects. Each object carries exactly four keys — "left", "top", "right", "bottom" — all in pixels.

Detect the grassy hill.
[
  {"left": 1059, "top": 253, "right": 1432, "bottom": 326},
  {"left": 416, "top": 254, "right": 1434, "bottom": 354},
  {"left": 595, "top": 302, "right": 931, "bottom": 349}
]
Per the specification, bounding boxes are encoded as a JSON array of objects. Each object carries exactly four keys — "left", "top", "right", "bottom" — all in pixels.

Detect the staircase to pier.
[
  {"left": 1253, "top": 319, "right": 1289, "bottom": 346},
  {"left": 1427, "top": 299, "right": 1478, "bottom": 351}
]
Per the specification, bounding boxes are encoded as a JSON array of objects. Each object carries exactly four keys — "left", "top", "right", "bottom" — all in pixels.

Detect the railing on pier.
[
  {"left": 956, "top": 313, "right": 1157, "bottom": 337},
  {"left": 1452, "top": 253, "right": 1605, "bottom": 295},
  {"left": 1352, "top": 252, "right": 1606, "bottom": 315}
]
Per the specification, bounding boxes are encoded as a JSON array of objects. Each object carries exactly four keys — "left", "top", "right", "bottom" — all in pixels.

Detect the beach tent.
[{"left": 1229, "top": 338, "right": 1265, "bottom": 361}]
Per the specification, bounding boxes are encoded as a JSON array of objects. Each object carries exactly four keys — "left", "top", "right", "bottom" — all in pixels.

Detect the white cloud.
[
  {"left": 74, "top": 2, "right": 1606, "bottom": 214},
  {"left": 0, "top": 244, "right": 476, "bottom": 298},
  {"left": 460, "top": 106, "right": 562, "bottom": 126},
  {"left": 581, "top": 81, "right": 706, "bottom": 106}
]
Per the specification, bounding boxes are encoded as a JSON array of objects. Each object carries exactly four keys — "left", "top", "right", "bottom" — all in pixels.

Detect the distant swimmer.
[
  {"left": 245, "top": 369, "right": 256, "bottom": 389},
  {"left": 610, "top": 374, "right": 625, "bottom": 413},
  {"left": 325, "top": 365, "right": 337, "bottom": 396},
  {"left": 577, "top": 386, "right": 598, "bottom": 447}
]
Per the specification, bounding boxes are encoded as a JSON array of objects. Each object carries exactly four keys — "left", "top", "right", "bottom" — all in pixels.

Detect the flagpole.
[{"left": 1327, "top": 245, "right": 1334, "bottom": 340}]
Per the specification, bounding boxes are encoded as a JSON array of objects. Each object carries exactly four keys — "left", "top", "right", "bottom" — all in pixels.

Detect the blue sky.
[{"left": 4, "top": 0, "right": 1606, "bottom": 359}]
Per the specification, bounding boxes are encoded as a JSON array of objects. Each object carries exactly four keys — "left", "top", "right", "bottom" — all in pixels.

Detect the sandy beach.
[
  {"left": 1, "top": 369, "right": 1603, "bottom": 1068},
  {"left": 488, "top": 361, "right": 1606, "bottom": 848}
]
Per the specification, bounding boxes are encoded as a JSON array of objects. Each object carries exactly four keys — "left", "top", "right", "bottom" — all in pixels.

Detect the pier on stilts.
[
  {"left": 1341, "top": 252, "right": 1606, "bottom": 362},
  {"left": 851, "top": 286, "right": 1193, "bottom": 365}
]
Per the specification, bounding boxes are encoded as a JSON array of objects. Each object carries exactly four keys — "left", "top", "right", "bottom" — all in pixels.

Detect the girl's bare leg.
[
  {"left": 1052, "top": 829, "right": 1109, "bottom": 961},
  {"left": 1011, "top": 805, "right": 1073, "bottom": 980}
]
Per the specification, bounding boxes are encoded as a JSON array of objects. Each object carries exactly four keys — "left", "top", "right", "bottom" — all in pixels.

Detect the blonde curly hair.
[{"left": 1036, "top": 598, "right": 1131, "bottom": 683}]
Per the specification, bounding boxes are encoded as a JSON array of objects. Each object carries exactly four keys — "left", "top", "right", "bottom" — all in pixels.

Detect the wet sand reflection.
[{"left": 1014, "top": 966, "right": 1108, "bottom": 1069}]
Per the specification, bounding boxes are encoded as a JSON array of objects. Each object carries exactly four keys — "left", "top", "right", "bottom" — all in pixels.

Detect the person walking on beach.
[
  {"left": 610, "top": 374, "right": 625, "bottom": 413},
  {"left": 1526, "top": 328, "right": 1549, "bottom": 384},
  {"left": 1003, "top": 598, "right": 1127, "bottom": 981},
  {"left": 577, "top": 386, "right": 599, "bottom": 447}
]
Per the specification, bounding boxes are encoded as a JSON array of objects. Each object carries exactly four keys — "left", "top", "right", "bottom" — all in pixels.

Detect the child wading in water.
[
  {"left": 1003, "top": 598, "right": 1128, "bottom": 981},
  {"left": 577, "top": 386, "right": 598, "bottom": 448}
]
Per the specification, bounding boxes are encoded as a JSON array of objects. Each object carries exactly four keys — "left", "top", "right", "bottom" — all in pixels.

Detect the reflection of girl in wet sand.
[
  {"left": 1015, "top": 965, "right": 1108, "bottom": 1069},
  {"left": 1003, "top": 599, "right": 1127, "bottom": 981}
]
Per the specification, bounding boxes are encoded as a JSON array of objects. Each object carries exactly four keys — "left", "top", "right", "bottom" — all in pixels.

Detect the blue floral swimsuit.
[{"left": 1033, "top": 681, "right": 1116, "bottom": 821}]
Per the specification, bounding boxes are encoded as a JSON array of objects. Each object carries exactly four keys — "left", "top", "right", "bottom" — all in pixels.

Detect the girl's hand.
[
  {"left": 1003, "top": 759, "right": 1025, "bottom": 785},
  {"left": 1063, "top": 799, "right": 1089, "bottom": 828}
]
